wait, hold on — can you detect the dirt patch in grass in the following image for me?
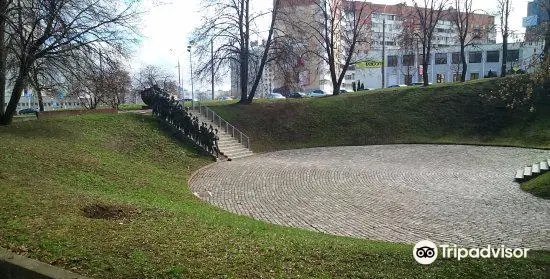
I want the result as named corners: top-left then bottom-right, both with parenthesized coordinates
top-left (81, 203), bottom-right (140, 221)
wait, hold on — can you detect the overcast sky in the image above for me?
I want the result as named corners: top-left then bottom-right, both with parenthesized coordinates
top-left (133, 0), bottom-right (531, 90)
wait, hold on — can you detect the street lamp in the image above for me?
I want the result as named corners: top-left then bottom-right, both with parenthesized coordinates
top-left (187, 42), bottom-right (195, 110)
top-left (169, 49), bottom-right (183, 101)
top-left (211, 38), bottom-right (215, 101)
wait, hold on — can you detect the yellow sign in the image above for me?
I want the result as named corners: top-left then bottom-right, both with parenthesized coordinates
top-left (356, 61), bottom-right (383, 69)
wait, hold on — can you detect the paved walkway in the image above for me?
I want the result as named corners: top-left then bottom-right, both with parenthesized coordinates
top-left (190, 145), bottom-right (550, 249)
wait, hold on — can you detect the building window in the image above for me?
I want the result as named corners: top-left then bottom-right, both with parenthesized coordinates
top-left (470, 72), bottom-right (479, 80)
top-left (506, 49), bottom-right (519, 62)
top-left (486, 51), bottom-right (499, 62)
top-left (402, 55), bottom-right (414, 66)
top-left (435, 53), bottom-right (447, 64)
top-left (387, 55), bottom-right (398, 67)
top-left (452, 52), bottom-right (461, 64)
top-left (469, 51), bottom-right (482, 63)
top-left (436, 73), bottom-right (445, 83)
top-left (417, 54), bottom-right (429, 65)
top-left (453, 73), bottom-right (462, 82)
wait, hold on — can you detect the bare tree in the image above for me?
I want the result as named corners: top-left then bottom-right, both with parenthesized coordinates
top-left (411, 0), bottom-right (449, 86)
top-left (281, 0), bottom-right (372, 95)
top-left (0, 0), bottom-right (140, 125)
top-left (133, 65), bottom-right (175, 91)
top-left (191, 0), bottom-right (281, 104)
top-left (497, 0), bottom-right (511, 77)
top-left (0, 0), bottom-right (11, 117)
top-left (450, 0), bottom-right (473, 82)
top-left (103, 62), bottom-right (131, 109)
top-left (28, 59), bottom-right (62, 111)
top-left (396, 22), bottom-right (419, 85)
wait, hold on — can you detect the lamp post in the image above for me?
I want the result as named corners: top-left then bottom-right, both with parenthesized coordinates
top-left (382, 17), bottom-right (386, 89)
top-left (187, 43), bottom-right (195, 110)
top-left (169, 48), bottom-right (183, 102)
top-left (211, 39), bottom-right (215, 101)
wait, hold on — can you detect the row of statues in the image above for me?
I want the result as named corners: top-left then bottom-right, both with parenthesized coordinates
top-left (142, 86), bottom-right (220, 157)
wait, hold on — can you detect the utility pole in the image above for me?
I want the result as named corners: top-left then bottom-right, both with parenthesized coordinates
top-left (211, 39), bottom-right (215, 100)
top-left (177, 59), bottom-right (181, 99)
top-left (381, 18), bottom-right (386, 89)
top-left (187, 44), bottom-right (195, 109)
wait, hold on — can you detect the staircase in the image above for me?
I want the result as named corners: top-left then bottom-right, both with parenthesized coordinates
top-left (192, 105), bottom-right (254, 160)
top-left (515, 159), bottom-right (550, 183)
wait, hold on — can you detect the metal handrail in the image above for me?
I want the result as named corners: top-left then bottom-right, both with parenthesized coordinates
top-left (196, 103), bottom-right (251, 150)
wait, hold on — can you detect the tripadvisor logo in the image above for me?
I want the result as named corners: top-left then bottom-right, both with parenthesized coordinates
top-left (413, 240), bottom-right (438, 265)
top-left (413, 240), bottom-right (530, 265)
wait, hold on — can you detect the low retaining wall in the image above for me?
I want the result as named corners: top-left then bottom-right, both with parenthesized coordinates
top-left (0, 248), bottom-right (89, 279)
top-left (39, 108), bottom-right (117, 119)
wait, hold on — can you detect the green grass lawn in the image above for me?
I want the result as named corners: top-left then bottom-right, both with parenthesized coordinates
top-left (522, 172), bottom-right (550, 199)
top-left (1, 114), bottom-right (549, 278)
top-left (118, 103), bottom-right (146, 111)
top-left (208, 79), bottom-right (550, 152)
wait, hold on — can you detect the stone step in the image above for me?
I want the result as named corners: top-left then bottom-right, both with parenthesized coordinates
top-left (532, 163), bottom-right (541, 175)
top-left (218, 137), bottom-right (240, 142)
top-left (541, 161), bottom-right (549, 171)
top-left (218, 141), bottom-right (246, 149)
top-left (515, 170), bottom-right (524, 182)
top-left (223, 148), bottom-right (253, 155)
top-left (524, 166), bottom-right (532, 177)
top-left (218, 142), bottom-right (243, 148)
top-left (224, 150), bottom-right (254, 158)
top-left (227, 152), bottom-right (254, 160)
top-left (191, 106), bottom-right (254, 160)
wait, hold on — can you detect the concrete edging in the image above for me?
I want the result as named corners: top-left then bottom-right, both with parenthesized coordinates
top-left (0, 248), bottom-right (89, 279)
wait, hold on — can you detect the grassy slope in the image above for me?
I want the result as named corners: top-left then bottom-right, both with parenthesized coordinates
top-left (209, 79), bottom-right (550, 152)
top-left (522, 172), bottom-right (550, 199)
top-left (0, 114), bottom-right (549, 278)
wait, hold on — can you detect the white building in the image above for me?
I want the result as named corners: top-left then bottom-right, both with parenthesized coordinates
top-left (353, 42), bottom-right (544, 88)
top-left (3, 90), bottom-right (83, 112)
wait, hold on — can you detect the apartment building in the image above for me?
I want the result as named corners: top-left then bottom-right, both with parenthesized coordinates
top-left (273, 0), bottom-right (496, 93)
top-left (523, 0), bottom-right (550, 42)
top-left (230, 40), bottom-right (275, 99)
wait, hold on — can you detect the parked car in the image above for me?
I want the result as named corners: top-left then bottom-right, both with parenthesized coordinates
top-left (409, 82), bottom-right (433, 86)
top-left (340, 89), bottom-right (357, 94)
top-left (309, 89), bottom-right (326, 97)
top-left (287, 92), bottom-right (307, 98)
top-left (18, 108), bottom-right (39, 115)
top-left (267, 93), bottom-right (286, 99)
top-left (387, 84), bottom-right (408, 88)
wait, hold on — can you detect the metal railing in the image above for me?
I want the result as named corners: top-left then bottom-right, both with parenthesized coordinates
top-left (195, 104), bottom-right (251, 150)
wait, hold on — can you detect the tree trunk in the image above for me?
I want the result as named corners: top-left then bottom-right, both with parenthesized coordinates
top-left (544, 25), bottom-right (550, 57)
top-left (37, 90), bottom-right (44, 111)
top-left (460, 44), bottom-right (467, 82)
top-left (423, 47), bottom-right (429, 86)
top-left (0, 0), bottom-right (7, 117)
top-left (237, 0), bottom-right (248, 103)
top-left (0, 72), bottom-right (29, 125)
top-left (247, 0), bottom-right (280, 103)
top-left (501, 37), bottom-right (508, 77)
